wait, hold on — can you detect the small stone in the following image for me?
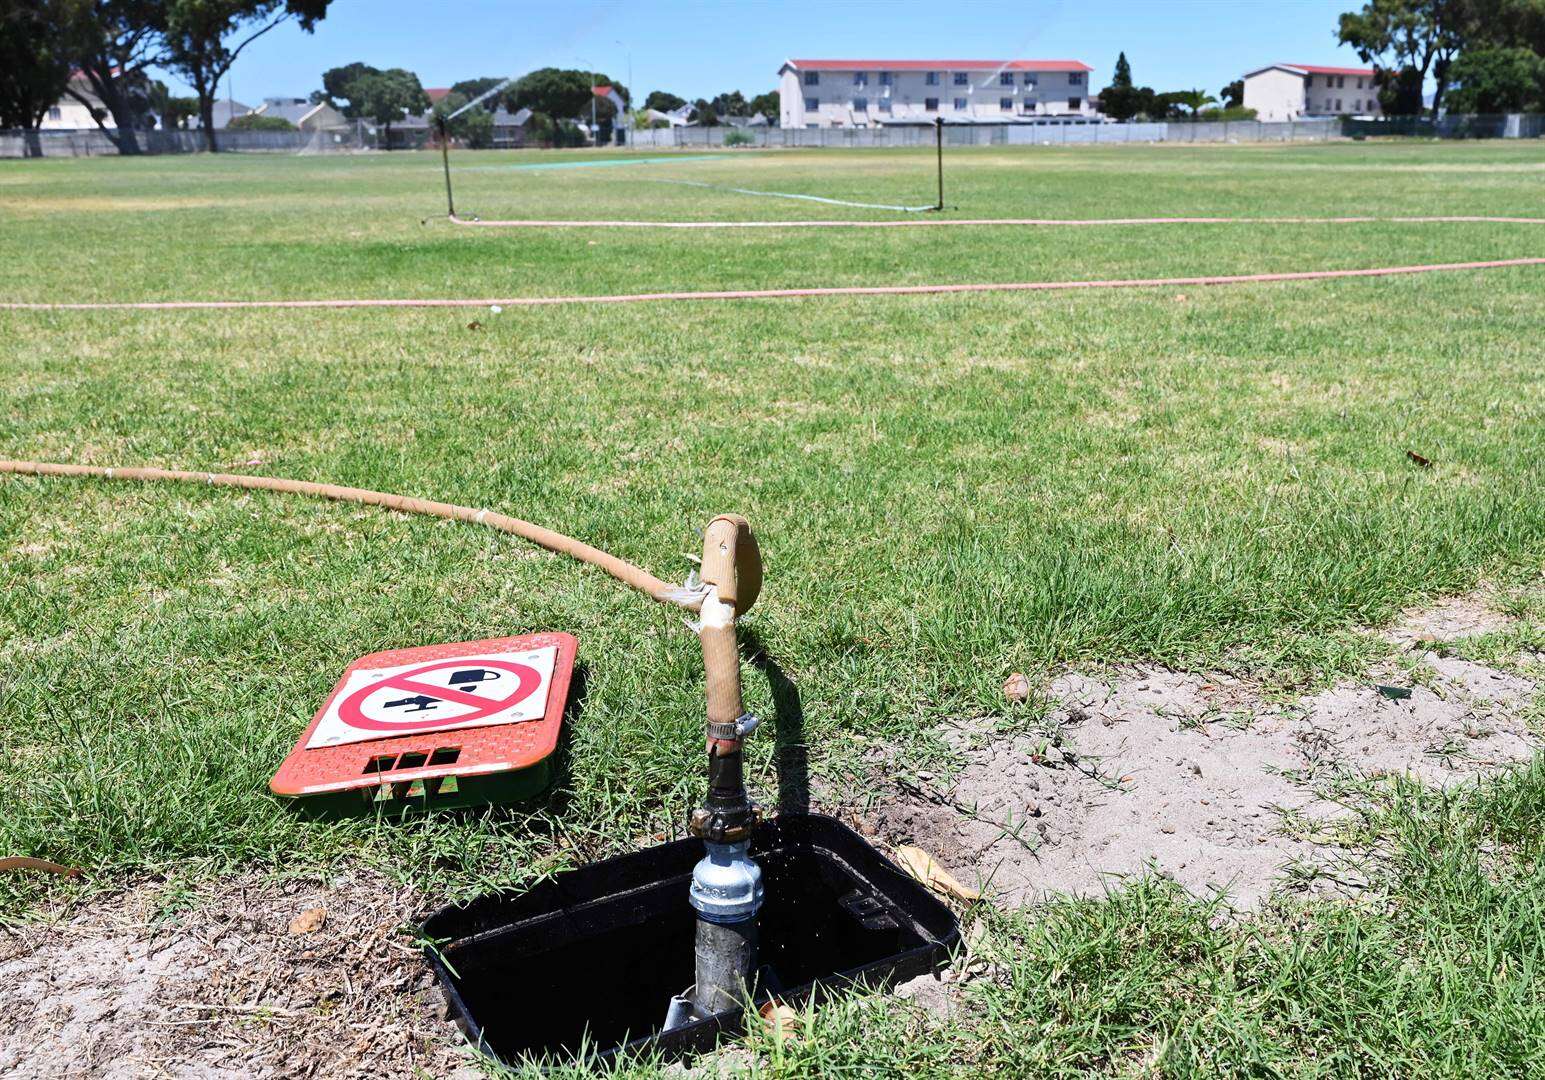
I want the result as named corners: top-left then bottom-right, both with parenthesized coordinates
top-left (1003, 673), bottom-right (1031, 703)
top-left (1188, 761), bottom-right (1202, 776)
top-left (1161, 825), bottom-right (1176, 834)
top-left (287, 907), bottom-right (326, 936)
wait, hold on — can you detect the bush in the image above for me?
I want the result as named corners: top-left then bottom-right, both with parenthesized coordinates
top-left (1196, 106), bottom-right (1258, 121)
top-left (723, 129), bottom-right (756, 146)
top-left (228, 114), bottom-right (297, 132)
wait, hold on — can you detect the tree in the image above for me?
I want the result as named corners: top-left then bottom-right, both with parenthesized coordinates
top-left (1445, 43), bottom-right (1545, 109)
top-left (160, 1), bottom-right (331, 151)
top-left (692, 98), bottom-right (718, 126)
top-left (1112, 51), bottom-right (1133, 88)
top-left (147, 78), bottom-right (198, 127)
top-left (450, 76), bottom-right (508, 111)
top-left (432, 90), bottom-right (493, 148)
top-left (351, 67), bottom-right (428, 147)
top-left (1099, 52), bottom-right (1147, 119)
top-left (1220, 78), bottom-right (1244, 107)
top-left (1338, 0), bottom-right (1469, 115)
top-left (226, 111), bottom-right (292, 129)
top-left (320, 61), bottom-right (376, 115)
top-left (748, 90), bottom-right (778, 122)
top-left (510, 67), bottom-right (624, 124)
top-left (709, 89), bottom-right (749, 117)
top-left (644, 89), bottom-right (686, 112)
top-left (0, 0), bottom-right (80, 156)
top-left (64, 0), bottom-right (167, 154)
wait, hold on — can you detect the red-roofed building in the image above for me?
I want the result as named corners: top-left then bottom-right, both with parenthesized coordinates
top-left (1242, 63), bottom-right (1383, 121)
top-left (426, 87), bottom-right (451, 104)
top-left (777, 59), bottom-right (1097, 128)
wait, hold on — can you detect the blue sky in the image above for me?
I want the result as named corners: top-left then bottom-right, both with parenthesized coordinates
top-left (151, 0), bottom-right (1374, 105)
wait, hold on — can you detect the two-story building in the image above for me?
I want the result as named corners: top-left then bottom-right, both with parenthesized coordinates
top-left (1241, 64), bottom-right (1384, 121)
top-left (778, 59), bottom-right (1097, 128)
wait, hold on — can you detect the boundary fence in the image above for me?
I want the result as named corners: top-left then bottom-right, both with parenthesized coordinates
top-left (4, 114), bottom-right (1540, 158)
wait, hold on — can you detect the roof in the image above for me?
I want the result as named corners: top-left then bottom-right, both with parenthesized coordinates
top-left (426, 87), bottom-right (450, 103)
top-left (257, 101), bottom-right (315, 123)
top-left (782, 58), bottom-right (1092, 73)
top-left (1245, 62), bottom-right (1375, 78)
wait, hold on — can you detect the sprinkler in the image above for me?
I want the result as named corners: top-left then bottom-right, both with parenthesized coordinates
top-left (683, 514), bottom-right (765, 1019)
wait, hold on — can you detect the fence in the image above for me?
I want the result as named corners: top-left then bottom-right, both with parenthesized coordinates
top-left (626, 115), bottom-right (1542, 148)
top-left (7, 113), bottom-right (1541, 158)
top-left (0, 123), bottom-right (369, 158)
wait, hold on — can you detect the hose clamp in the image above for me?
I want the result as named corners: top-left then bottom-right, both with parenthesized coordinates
top-left (707, 713), bottom-right (760, 741)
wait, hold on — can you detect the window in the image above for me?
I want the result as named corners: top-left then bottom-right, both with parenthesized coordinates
top-left (1335, 98), bottom-right (1342, 110)
top-left (924, 97), bottom-right (939, 111)
top-left (1337, 75), bottom-right (1345, 88)
top-left (879, 98), bottom-right (892, 112)
top-left (1068, 97), bottom-right (1081, 110)
top-left (879, 72), bottom-right (892, 86)
top-left (953, 72), bottom-right (969, 85)
top-left (999, 72), bottom-right (1014, 86)
top-left (48, 106), bottom-right (62, 120)
top-left (853, 72), bottom-right (868, 86)
top-left (953, 97), bottom-right (968, 110)
top-left (804, 71), bottom-right (819, 86)
top-left (1069, 72), bottom-right (1083, 85)
top-left (852, 96), bottom-right (868, 111)
top-left (926, 71), bottom-right (939, 85)
top-left (805, 97), bottom-right (819, 111)
top-left (1000, 96), bottom-right (1013, 110)
top-left (1023, 73), bottom-right (1037, 86)
top-left (1356, 77), bottom-right (1364, 89)
top-left (1022, 100), bottom-right (1037, 113)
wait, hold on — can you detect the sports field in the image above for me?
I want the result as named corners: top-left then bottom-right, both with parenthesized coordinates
top-left (2, 141), bottom-right (1544, 1075)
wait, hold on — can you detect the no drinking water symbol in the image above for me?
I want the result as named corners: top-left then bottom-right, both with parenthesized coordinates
top-left (337, 658), bottom-right (545, 734)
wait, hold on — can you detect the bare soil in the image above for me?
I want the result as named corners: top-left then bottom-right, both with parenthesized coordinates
top-left (865, 595), bottom-right (1540, 909)
top-left (0, 870), bottom-right (475, 1079)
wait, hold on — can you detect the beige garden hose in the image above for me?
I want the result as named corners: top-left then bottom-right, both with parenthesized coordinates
top-left (0, 458), bottom-right (760, 749)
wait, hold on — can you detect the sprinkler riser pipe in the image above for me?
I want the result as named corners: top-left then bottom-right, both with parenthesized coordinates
top-left (692, 916), bottom-right (758, 1016)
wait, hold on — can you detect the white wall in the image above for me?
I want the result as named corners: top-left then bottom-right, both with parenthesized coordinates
top-left (780, 67), bottom-right (1095, 128)
top-left (1245, 68), bottom-right (1383, 121)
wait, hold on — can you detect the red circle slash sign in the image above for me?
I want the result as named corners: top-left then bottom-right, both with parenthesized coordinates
top-left (337, 659), bottom-right (543, 733)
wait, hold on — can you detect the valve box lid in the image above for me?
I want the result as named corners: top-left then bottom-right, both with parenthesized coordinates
top-left (270, 632), bottom-right (576, 816)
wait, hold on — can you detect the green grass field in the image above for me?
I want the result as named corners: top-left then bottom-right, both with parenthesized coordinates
top-left (2, 141), bottom-right (1544, 1075)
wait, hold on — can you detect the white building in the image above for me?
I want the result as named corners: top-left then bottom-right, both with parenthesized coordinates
top-left (39, 74), bottom-right (111, 129)
top-left (778, 59), bottom-right (1097, 128)
top-left (1242, 64), bottom-right (1383, 121)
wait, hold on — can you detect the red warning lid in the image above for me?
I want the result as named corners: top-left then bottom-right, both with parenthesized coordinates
top-left (270, 633), bottom-right (576, 799)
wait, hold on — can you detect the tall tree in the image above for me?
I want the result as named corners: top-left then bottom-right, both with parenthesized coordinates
top-left (66, 0), bottom-right (167, 154)
top-left (1338, 0), bottom-right (1470, 115)
top-left (450, 76), bottom-right (508, 111)
top-left (1112, 51), bottom-right (1133, 88)
top-left (1444, 43), bottom-right (1545, 109)
top-left (1220, 78), bottom-right (1245, 107)
top-left (161, 1), bottom-right (331, 151)
top-left (320, 60), bottom-right (376, 115)
top-left (351, 67), bottom-right (428, 148)
top-left (510, 67), bottom-right (624, 124)
top-left (644, 89), bottom-right (686, 113)
top-left (0, 1), bottom-right (80, 156)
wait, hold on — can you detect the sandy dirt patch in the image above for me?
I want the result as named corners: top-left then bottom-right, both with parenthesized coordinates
top-left (0, 870), bottom-right (474, 1079)
top-left (866, 595), bottom-right (1540, 909)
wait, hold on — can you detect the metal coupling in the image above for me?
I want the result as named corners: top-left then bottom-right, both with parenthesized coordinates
top-left (688, 840), bottom-right (765, 924)
top-left (707, 712), bottom-right (761, 742)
